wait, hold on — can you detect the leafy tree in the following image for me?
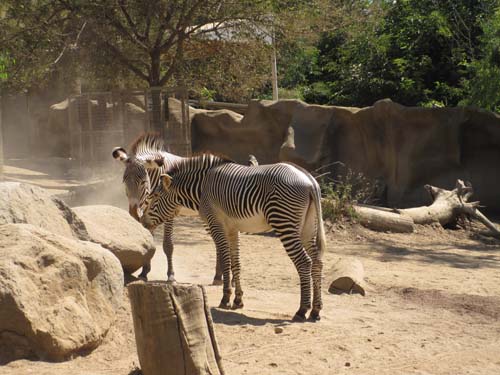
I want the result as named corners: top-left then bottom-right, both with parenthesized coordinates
top-left (462, 7), bottom-right (500, 111)
top-left (0, 1), bottom-right (275, 132)
top-left (303, 0), bottom-right (500, 108)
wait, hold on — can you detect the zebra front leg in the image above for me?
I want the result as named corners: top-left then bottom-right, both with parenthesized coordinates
top-left (137, 259), bottom-right (151, 281)
top-left (163, 219), bottom-right (176, 282)
top-left (228, 230), bottom-right (243, 309)
top-left (212, 248), bottom-right (223, 285)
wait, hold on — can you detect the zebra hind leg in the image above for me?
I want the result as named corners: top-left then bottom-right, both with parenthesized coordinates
top-left (306, 243), bottom-right (323, 322)
top-left (206, 219), bottom-right (233, 309)
top-left (228, 230), bottom-right (243, 309)
top-left (275, 229), bottom-right (313, 322)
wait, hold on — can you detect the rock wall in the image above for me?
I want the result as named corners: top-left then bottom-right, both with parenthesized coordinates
top-left (191, 99), bottom-right (500, 210)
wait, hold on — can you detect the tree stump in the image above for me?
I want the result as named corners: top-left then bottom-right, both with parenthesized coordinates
top-left (128, 282), bottom-right (225, 375)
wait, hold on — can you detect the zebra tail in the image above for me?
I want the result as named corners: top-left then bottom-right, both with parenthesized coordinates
top-left (312, 183), bottom-right (327, 257)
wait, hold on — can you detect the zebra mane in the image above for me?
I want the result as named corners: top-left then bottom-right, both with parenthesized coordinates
top-left (168, 153), bottom-right (233, 176)
top-left (130, 133), bottom-right (165, 157)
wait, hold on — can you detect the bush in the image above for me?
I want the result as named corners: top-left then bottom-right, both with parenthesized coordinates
top-left (319, 166), bottom-right (383, 222)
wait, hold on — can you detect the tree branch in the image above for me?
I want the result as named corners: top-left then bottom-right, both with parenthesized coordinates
top-left (118, 0), bottom-right (148, 45)
top-left (87, 25), bottom-right (150, 83)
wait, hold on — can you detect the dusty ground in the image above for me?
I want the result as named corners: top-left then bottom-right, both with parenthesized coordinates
top-left (4, 212), bottom-right (500, 375)
top-left (2, 159), bottom-right (500, 374)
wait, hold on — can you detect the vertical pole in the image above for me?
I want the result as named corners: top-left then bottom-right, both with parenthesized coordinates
top-left (271, 29), bottom-right (279, 101)
top-left (87, 95), bottom-right (94, 166)
top-left (0, 95), bottom-right (4, 178)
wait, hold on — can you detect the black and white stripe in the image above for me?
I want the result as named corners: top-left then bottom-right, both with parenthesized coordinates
top-left (142, 153), bottom-right (326, 322)
top-left (113, 134), bottom-right (183, 281)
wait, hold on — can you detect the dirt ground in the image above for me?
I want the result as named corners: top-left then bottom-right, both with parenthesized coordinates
top-left (3, 211), bottom-right (500, 375)
top-left (2, 158), bottom-right (500, 375)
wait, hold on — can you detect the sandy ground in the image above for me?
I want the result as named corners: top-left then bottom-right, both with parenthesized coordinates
top-left (2, 159), bottom-right (500, 374)
top-left (3, 212), bottom-right (500, 375)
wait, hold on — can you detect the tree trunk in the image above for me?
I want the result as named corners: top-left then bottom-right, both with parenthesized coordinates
top-left (148, 87), bottom-right (164, 138)
top-left (128, 282), bottom-right (225, 375)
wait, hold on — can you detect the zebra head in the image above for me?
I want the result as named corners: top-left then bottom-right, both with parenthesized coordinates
top-left (112, 147), bottom-right (153, 220)
top-left (112, 135), bottom-right (166, 221)
top-left (141, 174), bottom-right (179, 231)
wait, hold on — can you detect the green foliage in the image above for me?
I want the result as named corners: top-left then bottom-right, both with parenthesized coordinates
top-left (200, 87), bottom-right (216, 101)
top-left (319, 167), bottom-right (382, 222)
top-left (461, 8), bottom-right (500, 111)
top-left (300, 0), bottom-right (500, 108)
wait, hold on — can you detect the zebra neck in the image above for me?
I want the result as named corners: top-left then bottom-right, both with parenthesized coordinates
top-left (148, 155), bottom-right (186, 189)
top-left (174, 154), bottom-right (230, 211)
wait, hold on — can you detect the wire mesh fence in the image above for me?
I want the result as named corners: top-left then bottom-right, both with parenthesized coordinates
top-left (67, 87), bottom-right (191, 168)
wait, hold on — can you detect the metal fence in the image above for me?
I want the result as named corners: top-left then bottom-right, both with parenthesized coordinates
top-left (67, 88), bottom-right (191, 167)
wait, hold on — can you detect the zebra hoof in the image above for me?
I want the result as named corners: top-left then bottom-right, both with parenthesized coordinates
top-left (308, 311), bottom-right (321, 322)
top-left (231, 300), bottom-right (244, 310)
top-left (292, 312), bottom-right (307, 323)
top-left (167, 275), bottom-right (176, 283)
top-left (212, 278), bottom-right (223, 286)
top-left (137, 275), bottom-right (148, 282)
top-left (218, 301), bottom-right (232, 310)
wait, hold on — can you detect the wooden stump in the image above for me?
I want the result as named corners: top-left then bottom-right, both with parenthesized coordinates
top-left (128, 282), bottom-right (225, 375)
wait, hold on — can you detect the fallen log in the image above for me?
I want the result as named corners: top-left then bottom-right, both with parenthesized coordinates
top-left (353, 205), bottom-right (414, 233)
top-left (398, 180), bottom-right (500, 237)
top-left (335, 180), bottom-right (500, 236)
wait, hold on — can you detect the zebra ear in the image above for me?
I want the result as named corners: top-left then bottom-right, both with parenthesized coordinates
top-left (144, 156), bottom-right (165, 169)
top-left (161, 174), bottom-right (173, 190)
top-left (112, 147), bottom-right (128, 162)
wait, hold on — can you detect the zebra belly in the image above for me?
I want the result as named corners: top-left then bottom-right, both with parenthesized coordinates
top-left (230, 213), bottom-right (272, 234)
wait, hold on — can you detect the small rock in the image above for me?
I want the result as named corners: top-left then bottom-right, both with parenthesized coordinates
top-left (345, 362), bottom-right (351, 367)
top-left (274, 327), bottom-right (284, 334)
top-left (269, 363), bottom-right (278, 368)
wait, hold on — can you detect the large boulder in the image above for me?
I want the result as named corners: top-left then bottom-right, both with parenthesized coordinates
top-left (0, 182), bottom-right (88, 240)
top-left (0, 224), bottom-right (123, 363)
top-left (72, 205), bottom-right (156, 274)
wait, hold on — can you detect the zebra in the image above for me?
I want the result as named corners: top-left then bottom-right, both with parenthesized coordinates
top-left (141, 153), bottom-right (326, 322)
top-left (112, 134), bottom-right (187, 282)
top-left (112, 134), bottom-right (251, 283)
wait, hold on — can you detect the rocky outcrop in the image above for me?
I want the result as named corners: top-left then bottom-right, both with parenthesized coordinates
top-left (72, 205), bottom-right (156, 274)
top-left (191, 99), bottom-right (500, 210)
top-left (0, 224), bottom-right (123, 363)
top-left (0, 182), bottom-right (88, 239)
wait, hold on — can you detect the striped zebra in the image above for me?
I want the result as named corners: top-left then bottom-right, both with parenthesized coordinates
top-left (112, 134), bottom-right (191, 282)
top-left (141, 153), bottom-right (326, 322)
